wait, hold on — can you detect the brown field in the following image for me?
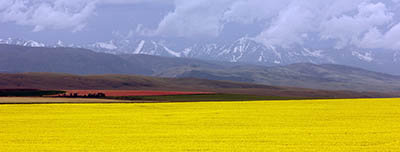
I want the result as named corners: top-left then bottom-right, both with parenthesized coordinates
top-left (60, 90), bottom-right (215, 97)
top-left (0, 97), bottom-right (136, 104)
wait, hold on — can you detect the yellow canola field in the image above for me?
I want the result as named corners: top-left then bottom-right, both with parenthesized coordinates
top-left (1, 98), bottom-right (400, 151)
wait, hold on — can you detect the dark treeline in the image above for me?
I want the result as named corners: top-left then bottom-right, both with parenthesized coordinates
top-left (0, 89), bottom-right (65, 97)
top-left (58, 92), bottom-right (106, 98)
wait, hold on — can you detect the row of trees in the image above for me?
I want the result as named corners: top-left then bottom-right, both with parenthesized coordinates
top-left (59, 93), bottom-right (106, 98)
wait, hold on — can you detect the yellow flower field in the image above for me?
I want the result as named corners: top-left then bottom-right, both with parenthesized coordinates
top-left (1, 98), bottom-right (400, 151)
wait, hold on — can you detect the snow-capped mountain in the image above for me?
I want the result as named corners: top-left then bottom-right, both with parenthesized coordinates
top-left (180, 38), bottom-right (335, 65)
top-left (0, 38), bottom-right (46, 47)
top-left (86, 37), bottom-right (333, 64)
top-left (1, 37), bottom-right (399, 75)
top-left (85, 39), bottom-right (182, 57)
top-left (83, 37), bottom-right (400, 75)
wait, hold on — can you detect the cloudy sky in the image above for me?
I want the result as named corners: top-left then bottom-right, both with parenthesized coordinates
top-left (1, 0), bottom-right (400, 50)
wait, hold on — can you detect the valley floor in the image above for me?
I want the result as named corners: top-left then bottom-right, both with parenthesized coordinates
top-left (1, 98), bottom-right (400, 151)
top-left (0, 97), bottom-right (140, 104)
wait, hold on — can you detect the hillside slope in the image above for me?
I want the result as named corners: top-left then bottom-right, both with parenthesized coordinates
top-left (162, 63), bottom-right (400, 92)
top-left (2, 44), bottom-right (400, 92)
top-left (0, 73), bottom-right (394, 98)
top-left (0, 44), bottom-right (152, 75)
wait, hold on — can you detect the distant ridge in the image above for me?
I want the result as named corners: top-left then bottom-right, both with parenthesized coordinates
top-left (0, 44), bottom-right (152, 75)
top-left (1, 44), bottom-right (400, 93)
top-left (2, 37), bottom-right (399, 75)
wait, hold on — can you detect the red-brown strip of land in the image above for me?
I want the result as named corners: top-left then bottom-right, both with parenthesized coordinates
top-left (59, 90), bottom-right (215, 97)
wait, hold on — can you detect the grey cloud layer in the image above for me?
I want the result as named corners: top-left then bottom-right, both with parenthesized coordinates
top-left (1, 0), bottom-right (400, 50)
top-left (0, 0), bottom-right (168, 32)
top-left (0, 0), bottom-right (97, 32)
top-left (152, 0), bottom-right (400, 50)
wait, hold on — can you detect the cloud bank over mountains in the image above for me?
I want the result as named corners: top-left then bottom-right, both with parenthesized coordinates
top-left (1, 0), bottom-right (400, 50)
top-left (0, 0), bottom-right (168, 32)
top-left (154, 0), bottom-right (400, 50)
top-left (0, 0), bottom-right (96, 32)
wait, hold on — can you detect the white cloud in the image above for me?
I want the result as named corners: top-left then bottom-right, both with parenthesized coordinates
top-left (222, 0), bottom-right (291, 24)
top-left (152, 0), bottom-right (235, 37)
top-left (98, 0), bottom-right (171, 4)
top-left (0, 0), bottom-right (13, 10)
top-left (152, 0), bottom-right (295, 38)
top-left (255, 4), bottom-right (315, 47)
top-left (359, 23), bottom-right (400, 50)
top-left (384, 23), bottom-right (400, 49)
top-left (320, 2), bottom-right (393, 49)
top-left (0, 0), bottom-right (96, 32)
top-left (254, 0), bottom-right (370, 47)
top-left (148, 0), bottom-right (367, 43)
top-left (1, 0), bottom-right (400, 50)
top-left (0, 0), bottom-right (165, 32)
top-left (147, 0), bottom-right (400, 50)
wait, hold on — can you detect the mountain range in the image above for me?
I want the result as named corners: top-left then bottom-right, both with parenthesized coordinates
top-left (1, 44), bottom-right (400, 93)
top-left (1, 37), bottom-right (399, 75)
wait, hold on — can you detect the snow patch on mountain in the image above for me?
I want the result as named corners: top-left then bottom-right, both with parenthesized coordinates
top-left (162, 45), bottom-right (181, 57)
top-left (0, 38), bottom-right (45, 47)
top-left (182, 48), bottom-right (192, 56)
top-left (258, 51), bottom-right (265, 62)
top-left (23, 40), bottom-right (45, 47)
top-left (302, 48), bottom-right (323, 57)
top-left (93, 41), bottom-right (117, 50)
top-left (352, 51), bottom-right (374, 62)
top-left (269, 45), bottom-right (282, 59)
top-left (134, 40), bottom-right (145, 54)
top-left (56, 40), bottom-right (64, 47)
top-left (0, 38), bottom-right (16, 45)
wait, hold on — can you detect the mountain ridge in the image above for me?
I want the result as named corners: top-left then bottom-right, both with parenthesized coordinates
top-left (1, 44), bottom-right (400, 93)
top-left (2, 37), bottom-right (399, 75)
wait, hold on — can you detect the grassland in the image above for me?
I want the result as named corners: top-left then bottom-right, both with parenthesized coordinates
top-left (1, 98), bottom-right (400, 151)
